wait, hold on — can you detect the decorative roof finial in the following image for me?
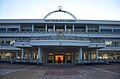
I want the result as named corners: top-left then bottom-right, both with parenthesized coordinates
top-left (58, 6), bottom-right (62, 11)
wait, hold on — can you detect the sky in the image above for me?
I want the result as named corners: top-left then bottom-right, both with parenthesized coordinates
top-left (0, 0), bottom-right (120, 20)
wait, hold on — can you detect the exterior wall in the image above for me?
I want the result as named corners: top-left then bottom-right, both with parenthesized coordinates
top-left (0, 19), bottom-right (120, 64)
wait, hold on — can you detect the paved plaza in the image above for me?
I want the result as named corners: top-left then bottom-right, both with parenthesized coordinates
top-left (0, 63), bottom-right (120, 79)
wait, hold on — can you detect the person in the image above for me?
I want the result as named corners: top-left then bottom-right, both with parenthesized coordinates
top-left (58, 57), bottom-right (61, 63)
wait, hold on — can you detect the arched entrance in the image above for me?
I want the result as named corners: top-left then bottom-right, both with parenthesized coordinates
top-left (55, 55), bottom-right (64, 64)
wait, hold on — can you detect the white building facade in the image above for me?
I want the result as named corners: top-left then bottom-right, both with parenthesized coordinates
top-left (0, 8), bottom-right (120, 64)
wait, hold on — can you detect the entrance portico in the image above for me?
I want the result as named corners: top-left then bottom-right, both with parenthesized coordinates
top-left (32, 46), bottom-right (85, 64)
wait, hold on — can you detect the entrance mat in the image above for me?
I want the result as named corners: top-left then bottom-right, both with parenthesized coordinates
top-left (44, 70), bottom-right (79, 75)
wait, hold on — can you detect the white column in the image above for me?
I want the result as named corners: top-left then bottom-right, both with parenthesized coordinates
top-left (32, 24), bottom-right (34, 32)
top-left (44, 52), bottom-right (46, 63)
top-left (107, 52), bottom-right (110, 60)
top-left (101, 52), bottom-right (104, 60)
top-left (89, 51), bottom-right (92, 60)
top-left (45, 24), bottom-right (47, 32)
top-left (70, 52), bottom-right (72, 63)
top-left (19, 25), bottom-right (21, 32)
top-left (98, 26), bottom-right (100, 33)
top-left (21, 48), bottom-right (24, 59)
top-left (34, 53), bottom-right (36, 59)
top-left (78, 47), bottom-right (82, 63)
top-left (53, 54), bottom-right (55, 63)
top-left (2, 51), bottom-right (4, 59)
top-left (84, 53), bottom-right (86, 60)
top-left (53, 24), bottom-right (55, 31)
top-left (38, 47), bottom-right (42, 63)
top-left (88, 51), bottom-right (90, 62)
top-left (65, 52), bottom-right (67, 64)
top-left (65, 24), bottom-right (67, 32)
top-left (74, 52), bottom-right (76, 63)
top-left (72, 24), bottom-right (74, 32)
top-left (96, 49), bottom-right (98, 60)
top-left (29, 52), bottom-right (32, 59)
top-left (46, 52), bottom-right (47, 63)
top-left (6, 28), bottom-right (8, 32)
top-left (86, 25), bottom-right (88, 32)
top-left (10, 52), bottom-right (12, 59)
top-left (16, 52), bottom-right (18, 59)
top-left (114, 52), bottom-right (116, 59)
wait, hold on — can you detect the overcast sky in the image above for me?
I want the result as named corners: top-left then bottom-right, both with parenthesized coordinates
top-left (0, 0), bottom-right (120, 20)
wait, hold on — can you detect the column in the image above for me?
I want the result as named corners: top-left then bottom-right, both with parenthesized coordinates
top-left (65, 24), bottom-right (67, 32)
top-left (88, 51), bottom-right (90, 62)
top-left (45, 24), bottom-right (47, 32)
top-left (2, 51), bottom-right (4, 59)
top-left (78, 47), bottom-right (82, 63)
top-left (44, 52), bottom-right (46, 63)
top-left (38, 47), bottom-right (42, 63)
top-left (46, 52), bottom-right (47, 63)
top-left (98, 26), bottom-right (100, 33)
top-left (34, 53), bottom-right (36, 59)
top-left (107, 52), bottom-right (110, 60)
top-left (53, 24), bottom-right (55, 31)
top-left (16, 51), bottom-right (18, 59)
top-left (84, 53), bottom-right (86, 60)
top-left (96, 49), bottom-right (98, 61)
top-left (29, 52), bottom-right (32, 59)
top-left (19, 26), bottom-right (21, 32)
top-left (65, 52), bottom-right (67, 64)
top-left (72, 24), bottom-right (74, 32)
top-left (32, 24), bottom-right (34, 32)
top-left (101, 52), bottom-right (104, 60)
top-left (86, 25), bottom-right (88, 32)
top-left (6, 28), bottom-right (8, 32)
top-left (90, 51), bottom-right (92, 60)
top-left (53, 54), bottom-right (55, 64)
top-left (74, 52), bottom-right (76, 63)
top-left (114, 52), bottom-right (116, 60)
top-left (70, 52), bottom-right (72, 63)
top-left (21, 48), bottom-right (24, 59)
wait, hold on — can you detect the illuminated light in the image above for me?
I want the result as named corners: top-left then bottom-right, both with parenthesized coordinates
top-left (10, 40), bottom-right (15, 45)
top-left (103, 54), bottom-right (108, 59)
top-left (17, 56), bottom-right (20, 59)
top-left (103, 56), bottom-right (108, 59)
top-left (5, 53), bottom-right (11, 56)
top-left (98, 57), bottom-right (102, 59)
top-left (105, 41), bottom-right (112, 46)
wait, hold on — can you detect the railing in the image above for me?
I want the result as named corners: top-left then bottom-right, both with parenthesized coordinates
top-left (1, 30), bottom-right (120, 34)
top-left (15, 36), bottom-right (89, 42)
top-left (0, 59), bottom-right (120, 64)
top-left (0, 44), bottom-right (14, 46)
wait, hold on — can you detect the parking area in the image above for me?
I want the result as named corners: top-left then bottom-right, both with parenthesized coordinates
top-left (0, 63), bottom-right (120, 79)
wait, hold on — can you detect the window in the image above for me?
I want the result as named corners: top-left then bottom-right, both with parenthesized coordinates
top-left (5, 41), bottom-right (10, 45)
top-left (113, 29), bottom-right (120, 33)
top-left (101, 29), bottom-right (112, 33)
top-left (0, 28), bottom-right (6, 32)
top-left (8, 28), bottom-right (19, 32)
top-left (0, 41), bottom-right (4, 45)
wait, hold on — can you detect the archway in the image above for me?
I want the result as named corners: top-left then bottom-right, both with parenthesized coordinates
top-left (44, 6), bottom-right (77, 21)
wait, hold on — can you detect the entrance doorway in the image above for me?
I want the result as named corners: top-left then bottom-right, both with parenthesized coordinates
top-left (55, 55), bottom-right (64, 64)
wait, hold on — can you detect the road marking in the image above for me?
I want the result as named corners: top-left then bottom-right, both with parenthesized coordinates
top-left (0, 66), bottom-right (35, 75)
top-left (86, 66), bottom-right (120, 76)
